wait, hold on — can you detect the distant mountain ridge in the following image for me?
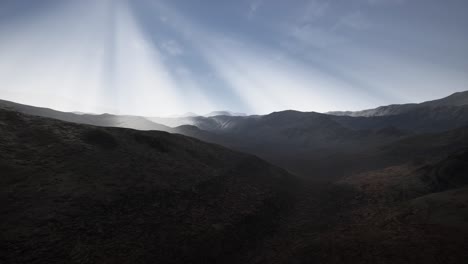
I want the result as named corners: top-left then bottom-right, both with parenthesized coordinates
top-left (328, 91), bottom-right (468, 117)
top-left (2, 91), bottom-right (468, 178)
top-left (204, 111), bottom-right (247, 117)
top-left (0, 99), bottom-right (171, 132)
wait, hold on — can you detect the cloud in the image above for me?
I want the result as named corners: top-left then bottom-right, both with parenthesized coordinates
top-left (300, 0), bottom-right (330, 23)
top-left (248, 0), bottom-right (263, 19)
top-left (334, 11), bottom-right (371, 31)
top-left (148, 2), bottom-right (344, 113)
top-left (366, 0), bottom-right (405, 5)
top-left (2, 0), bottom-right (465, 116)
top-left (288, 24), bottom-right (346, 49)
top-left (159, 15), bottom-right (168, 23)
top-left (285, 1), bottom-right (370, 51)
top-left (160, 39), bottom-right (184, 56)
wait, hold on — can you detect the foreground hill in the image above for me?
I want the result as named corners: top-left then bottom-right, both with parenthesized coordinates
top-left (0, 109), bottom-right (297, 264)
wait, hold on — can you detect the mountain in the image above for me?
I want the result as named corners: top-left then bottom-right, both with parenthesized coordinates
top-left (170, 92), bottom-right (468, 138)
top-left (204, 111), bottom-right (247, 117)
top-left (4, 91), bottom-right (468, 180)
top-left (328, 90), bottom-right (468, 117)
top-left (175, 112), bottom-right (199, 117)
top-left (2, 95), bottom-right (468, 263)
top-left (329, 104), bottom-right (468, 133)
top-left (421, 90), bottom-right (468, 107)
top-left (3, 91), bottom-right (468, 181)
top-left (0, 108), bottom-right (298, 263)
top-left (0, 99), bottom-right (171, 132)
top-left (147, 111), bottom-right (249, 128)
top-left (172, 100), bottom-right (468, 180)
top-left (171, 111), bottom-right (372, 179)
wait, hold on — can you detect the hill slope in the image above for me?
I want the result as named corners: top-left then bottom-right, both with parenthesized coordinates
top-left (0, 109), bottom-right (297, 264)
top-left (252, 147), bottom-right (468, 264)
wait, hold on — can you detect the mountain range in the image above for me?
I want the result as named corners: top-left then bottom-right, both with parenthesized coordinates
top-left (3, 91), bottom-right (468, 179)
top-left (328, 90), bottom-right (468, 117)
top-left (1, 91), bottom-right (468, 263)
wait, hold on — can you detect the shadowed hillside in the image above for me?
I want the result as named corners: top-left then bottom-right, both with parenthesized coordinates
top-left (250, 149), bottom-right (468, 264)
top-left (0, 109), bottom-right (298, 264)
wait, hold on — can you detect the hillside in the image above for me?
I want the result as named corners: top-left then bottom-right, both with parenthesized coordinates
top-left (318, 149), bottom-right (468, 263)
top-left (0, 108), bottom-right (297, 264)
top-left (251, 148), bottom-right (468, 264)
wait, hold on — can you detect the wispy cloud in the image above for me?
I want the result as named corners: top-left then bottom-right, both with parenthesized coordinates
top-left (160, 39), bottom-right (184, 56)
top-left (334, 11), bottom-right (371, 31)
top-left (366, 0), bottom-right (405, 5)
top-left (300, 0), bottom-right (330, 24)
top-left (146, 2), bottom-right (375, 113)
top-left (248, 0), bottom-right (263, 19)
top-left (288, 24), bottom-right (346, 49)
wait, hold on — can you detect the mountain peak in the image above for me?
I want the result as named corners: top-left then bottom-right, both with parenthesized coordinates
top-left (204, 111), bottom-right (247, 117)
top-left (422, 90), bottom-right (468, 107)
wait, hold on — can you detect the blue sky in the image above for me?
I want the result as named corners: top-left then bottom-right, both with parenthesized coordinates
top-left (0, 0), bottom-right (467, 115)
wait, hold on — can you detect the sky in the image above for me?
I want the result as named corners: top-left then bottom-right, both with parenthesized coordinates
top-left (0, 0), bottom-right (467, 116)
